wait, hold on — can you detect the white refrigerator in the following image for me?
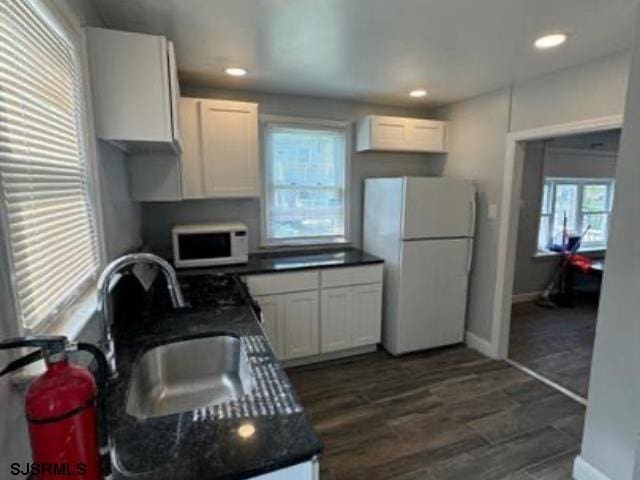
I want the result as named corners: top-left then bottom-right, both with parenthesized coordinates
top-left (363, 177), bottom-right (476, 355)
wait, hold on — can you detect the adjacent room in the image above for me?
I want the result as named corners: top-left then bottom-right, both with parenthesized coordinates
top-left (1, 1), bottom-right (639, 480)
top-left (509, 130), bottom-right (620, 401)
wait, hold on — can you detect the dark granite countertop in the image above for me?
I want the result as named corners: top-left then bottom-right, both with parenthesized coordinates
top-left (108, 281), bottom-right (322, 479)
top-left (178, 246), bottom-right (383, 276)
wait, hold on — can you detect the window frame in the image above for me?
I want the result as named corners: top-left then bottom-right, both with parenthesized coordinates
top-left (0, 0), bottom-right (106, 339)
top-left (260, 114), bottom-right (351, 248)
top-left (536, 176), bottom-right (615, 254)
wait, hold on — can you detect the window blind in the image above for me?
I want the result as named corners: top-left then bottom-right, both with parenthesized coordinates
top-left (0, 0), bottom-right (100, 330)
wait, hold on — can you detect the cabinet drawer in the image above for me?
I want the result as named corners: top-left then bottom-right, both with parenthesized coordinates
top-left (245, 271), bottom-right (319, 296)
top-left (320, 264), bottom-right (383, 288)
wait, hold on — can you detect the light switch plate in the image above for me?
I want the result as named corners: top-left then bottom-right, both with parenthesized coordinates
top-left (488, 204), bottom-right (498, 220)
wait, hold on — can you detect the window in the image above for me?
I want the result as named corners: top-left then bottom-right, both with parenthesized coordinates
top-left (263, 119), bottom-right (348, 245)
top-left (537, 177), bottom-right (615, 253)
top-left (0, 0), bottom-right (100, 331)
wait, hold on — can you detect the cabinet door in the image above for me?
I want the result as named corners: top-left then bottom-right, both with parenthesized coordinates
top-left (320, 287), bottom-right (352, 353)
top-left (167, 41), bottom-right (181, 146)
top-left (282, 291), bottom-right (319, 359)
top-left (351, 284), bottom-right (383, 347)
top-left (179, 97), bottom-right (204, 198)
top-left (200, 100), bottom-right (260, 198)
top-left (371, 116), bottom-right (409, 150)
top-left (86, 28), bottom-right (173, 143)
top-left (407, 119), bottom-right (446, 152)
top-left (253, 295), bottom-right (283, 358)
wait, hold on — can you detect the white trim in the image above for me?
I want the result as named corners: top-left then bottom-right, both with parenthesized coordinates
top-left (465, 331), bottom-right (498, 358)
top-left (505, 358), bottom-right (587, 406)
top-left (491, 114), bottom-right (623, 359)
top-left (546, 146), bottom-right (618, 158)
top-left (260, 113), bottom-right (351, 129)
top-left (511, 291), bottom-right (542, 304)
top-left (573, 455), bottom-right (612, 480)
top-left (259, 116), bottom-right (352, 248)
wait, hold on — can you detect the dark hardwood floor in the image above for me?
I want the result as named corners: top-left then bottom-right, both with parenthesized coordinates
top-left (509, 301), bottom-right (597, 398)
top-left (286, 347), bottom-right (584, 480)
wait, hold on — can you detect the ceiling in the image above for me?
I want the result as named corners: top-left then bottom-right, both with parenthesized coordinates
top-left (92, 0), bottom-right (638, 107)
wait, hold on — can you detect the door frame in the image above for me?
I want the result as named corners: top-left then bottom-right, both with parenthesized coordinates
top-left (490, 114), bottom-right (624, 359)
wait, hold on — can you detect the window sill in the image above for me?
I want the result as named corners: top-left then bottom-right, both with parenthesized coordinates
top-left (260, 238), bottom-right (351, 250)
top-left (9, 287), bottom-right (98, 385)
top-left (533, 247), bottom-right (606, 259)
top-left (39, 286), bottom-right (99, 340)
top-left (11, 274), bottom-right (123, 385)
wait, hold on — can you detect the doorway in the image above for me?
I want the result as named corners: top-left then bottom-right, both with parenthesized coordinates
top-left (507, 130), bottom-right (620, 402)
top-left (489, 115), bottom-right (623, 402)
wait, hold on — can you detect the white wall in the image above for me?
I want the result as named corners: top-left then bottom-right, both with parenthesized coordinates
top-left (511, 51), bottom-right (631, 132)
top-left (141, 87), bottom-right (444, 257)
top-left (436, 88), bottom-right (512, 341)
top-left (98, 141), bottom-right (142, 259)
top-left (437, 51), bottom-right (630, 344)
top-left (577, 8), bottom-right (640, 478)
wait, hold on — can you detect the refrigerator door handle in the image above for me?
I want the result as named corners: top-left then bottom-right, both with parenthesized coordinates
top-left (466, 239), bottom-right (474, 274)
top-left (469, 199), bottom-right (477, 237)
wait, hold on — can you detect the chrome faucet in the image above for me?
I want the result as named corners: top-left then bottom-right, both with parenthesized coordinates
top-left (97, 253), bottom-right (187, 376)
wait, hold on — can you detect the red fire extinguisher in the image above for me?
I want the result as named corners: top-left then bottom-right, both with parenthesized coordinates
top-left (0, 336), bottom-right (110, 479)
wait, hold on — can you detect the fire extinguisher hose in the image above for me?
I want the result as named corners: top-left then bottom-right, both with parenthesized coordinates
top-left (77, 342), bottom-right (112, 480)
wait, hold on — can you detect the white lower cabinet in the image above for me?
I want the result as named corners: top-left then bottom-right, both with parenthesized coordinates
top-left (282, 291), bottom-right (320, 359)
top-left (320, 288), bottom-right (352, 353)
top-left (249, 458), bottom-right (318, 480)
top-left (248, 265), bottom-right (383, 364)
top-left (254, 290), bottom-right (319, 360)
top-left (255, 295), bottom-right (284, 358)
top-left (320, 283), bottom-right (382, 353)
top-left (350, 283), bottom-right (383, 347)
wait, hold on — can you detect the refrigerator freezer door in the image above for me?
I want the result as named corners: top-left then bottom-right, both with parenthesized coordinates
top-left (390, 238), bottom-right (471, 354)
top-left (402, 177), bottom-right (476, 239)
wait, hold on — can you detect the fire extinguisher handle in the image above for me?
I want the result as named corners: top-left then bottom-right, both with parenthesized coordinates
top-left (0, 335), bottom-right (68, 354)
top-left (0, 349), bottom-right (44, 377)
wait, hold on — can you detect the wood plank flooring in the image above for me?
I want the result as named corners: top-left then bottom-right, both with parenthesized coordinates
top-left (286, 347), bottom-right (584, 480)
top-left (509, 301), bottom-right (597, 398)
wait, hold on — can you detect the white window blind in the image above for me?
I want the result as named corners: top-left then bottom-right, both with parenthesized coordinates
top-left (0, 0), bottom-right (100, 330)
top-left (264, 122), bottom-right (347, 245)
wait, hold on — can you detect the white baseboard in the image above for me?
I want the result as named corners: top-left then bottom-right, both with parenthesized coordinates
top-left (573, 455), bottom-right (612, 480)
top-left (465, 331), bottom-right (498, 358)
top-left (512, 291), bottom-right (542, 304)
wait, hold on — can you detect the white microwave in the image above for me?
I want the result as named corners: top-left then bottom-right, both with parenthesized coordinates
top-left (172, 222), bottom-right (249, 268)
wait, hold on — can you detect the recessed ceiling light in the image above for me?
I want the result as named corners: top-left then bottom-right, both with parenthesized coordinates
top-left (534, 33), bottom-right (568, 49)
top-left (225, 67), bottom-right (247, 77)
top-left (409, 89), bottom-right (427, 98)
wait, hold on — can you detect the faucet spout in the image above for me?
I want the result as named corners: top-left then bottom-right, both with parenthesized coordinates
top-left (96, 253), bottom-right (186, 376)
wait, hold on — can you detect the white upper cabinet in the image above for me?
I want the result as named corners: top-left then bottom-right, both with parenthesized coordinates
top-left (356, 115), bottom-right (448, 153)
top-left (179, 98), bottom-right (260, 199)
top-left (199, 99), bottom-right (260, 198)
top-left (130, 97), bottom-right (260, 201)
top-left (86, 28), bottom-right (180, 151)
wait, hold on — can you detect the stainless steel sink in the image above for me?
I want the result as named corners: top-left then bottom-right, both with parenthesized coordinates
top-left (126, 334), bottom-right (253, 419)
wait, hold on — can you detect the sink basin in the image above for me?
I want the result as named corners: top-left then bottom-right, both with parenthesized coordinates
top-left (126, 334), bottom-right (253, 419)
